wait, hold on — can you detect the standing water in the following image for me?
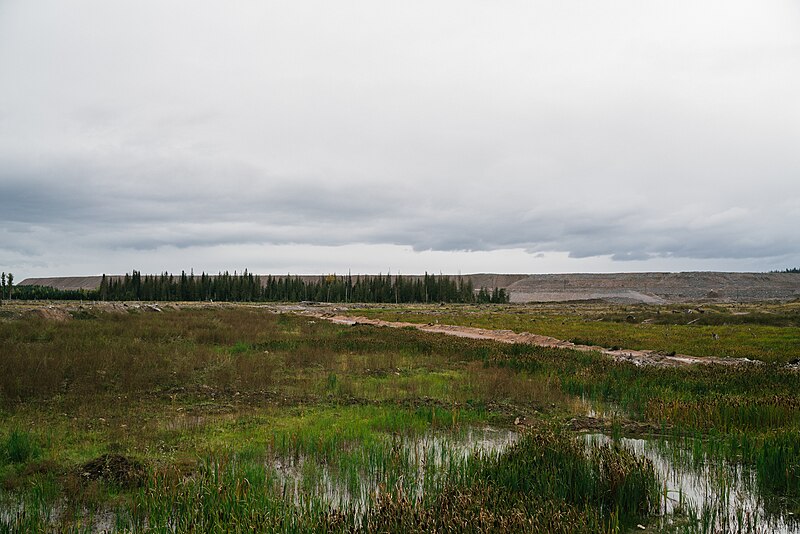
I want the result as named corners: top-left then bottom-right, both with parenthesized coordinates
top-left (269, 426), bottom-right (519, 514)
top-left (586, 434), bottom-right (800, 533)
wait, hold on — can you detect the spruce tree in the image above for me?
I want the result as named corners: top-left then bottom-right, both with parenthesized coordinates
top-left (99, 274), bottom-right (108, 300)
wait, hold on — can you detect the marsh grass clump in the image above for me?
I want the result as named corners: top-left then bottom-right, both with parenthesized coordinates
top-left (482, 429), bottom-right (659, 522)
top-left (128, 456), bottom-right (326, 533)
top-left (1, 429), bottom-right (41, 465)
top-left (365, 484), bottom-right (599, 534)
top-left (647, 395), bottom-right (800, 432)
top-left (754, 431), bottom-right (800, 497)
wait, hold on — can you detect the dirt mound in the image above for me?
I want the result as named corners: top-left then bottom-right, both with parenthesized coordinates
top-left (78, 454), bottom-right (147, 488)
top-left (24, 307), bottom-right (72, 322)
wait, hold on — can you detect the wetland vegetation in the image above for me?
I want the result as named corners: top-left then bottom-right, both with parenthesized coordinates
top-left (0, 301), bottom-right (799, 532)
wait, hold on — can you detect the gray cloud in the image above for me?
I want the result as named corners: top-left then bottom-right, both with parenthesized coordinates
top-left (1, 0), bottom-right (799, 276)
top-left (1, 148), bottom-right (799, 265)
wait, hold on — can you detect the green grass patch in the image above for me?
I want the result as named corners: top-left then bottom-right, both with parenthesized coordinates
top-left (352, 303), bottom-right (800, 363)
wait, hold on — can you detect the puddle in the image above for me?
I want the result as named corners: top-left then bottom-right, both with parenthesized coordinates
top-left (0, 499), bottom-right (25, 528)
top-left (0, 497), bottom-right (116, 533)
top-left (400, 425), bottom-right (519, 500)
top-left (578, 395), bottom-right (623, 419)
top-left (269, 426), bottom-right (519, 513)
top-left (586, 434), bottom-right (800, 533)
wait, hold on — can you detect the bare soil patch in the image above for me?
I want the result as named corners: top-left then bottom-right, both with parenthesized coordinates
top-left (566, 416), bottom-right (666, 436)
top-left (24, 307), bottom-right (73, 322)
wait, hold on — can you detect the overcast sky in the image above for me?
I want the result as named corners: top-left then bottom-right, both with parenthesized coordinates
top-left (1, 1), bottom-right (799, 279)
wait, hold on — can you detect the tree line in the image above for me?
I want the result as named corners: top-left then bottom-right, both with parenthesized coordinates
top-left (6, 270), bottom-right (510, 304)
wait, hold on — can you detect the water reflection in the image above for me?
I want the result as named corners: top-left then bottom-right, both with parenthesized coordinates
top-left (269, 426), bottom-right (519, 513)
top-left (586, 434), bottom-right (800, 533)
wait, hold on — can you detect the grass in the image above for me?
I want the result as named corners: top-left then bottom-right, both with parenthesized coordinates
top-left (0, 306), bottom-right (574, 531)
top-left (350, 301), bottom-right (800, 363)
top-left (0, 302), bottom-right (799, 531)
top-left (2, 429), bottom-right (660, 533)
top-left (1, 430), bottom-right (41, 465)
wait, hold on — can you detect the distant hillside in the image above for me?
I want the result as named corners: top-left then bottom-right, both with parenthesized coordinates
top-left (18, 272), bottom-right (800, 303)
top-left (17, 276), bottom-right (109, 291)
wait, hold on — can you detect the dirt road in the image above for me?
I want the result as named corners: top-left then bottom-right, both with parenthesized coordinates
top-left (303, 311), bottom-right (753, 368)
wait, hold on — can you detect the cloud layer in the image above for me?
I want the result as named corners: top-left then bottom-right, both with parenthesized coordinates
top-left (1, 1), bottom-right (799, 276)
